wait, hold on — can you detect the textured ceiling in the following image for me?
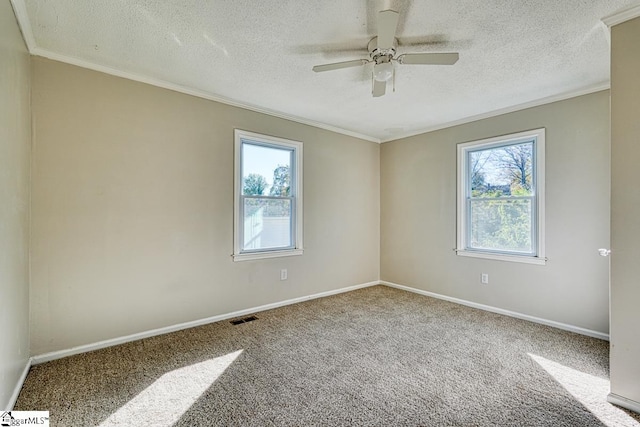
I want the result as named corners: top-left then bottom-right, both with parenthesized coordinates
top-left (13, 0), bottom-right (638, 142)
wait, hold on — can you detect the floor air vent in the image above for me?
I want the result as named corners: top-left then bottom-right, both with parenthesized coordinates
top-left (230, 315), bottom-right (258, 325)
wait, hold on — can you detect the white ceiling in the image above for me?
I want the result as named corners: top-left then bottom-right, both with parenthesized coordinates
top-left (12, 0), bottom-right (638, 142)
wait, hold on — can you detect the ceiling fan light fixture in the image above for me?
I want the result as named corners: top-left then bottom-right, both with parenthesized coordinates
top-left (373, 61), bottom-right (394, 82)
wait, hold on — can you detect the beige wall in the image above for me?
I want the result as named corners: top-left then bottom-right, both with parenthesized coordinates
top-left (30, 58), bottom-right (380, 355)
top-left (610, 17), bottom-right (640, 407)
top-left (381, 91), bottom-right (611, 334)
top-left (0, 2), bottom-right (31, 409)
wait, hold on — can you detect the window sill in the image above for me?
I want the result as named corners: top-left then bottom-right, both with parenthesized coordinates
top-left (456, 249), bottom-right (546, 265)
top-left (233, 248), bottom-right (303, 262)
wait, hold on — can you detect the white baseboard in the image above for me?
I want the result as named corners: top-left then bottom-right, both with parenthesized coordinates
top-left (31, 280), bottom-right (380, 365)
top-left (608, 393), bottom-right (640, 414)
top-left (7, 358), bottom-right (32, 409)
top-left (30, 278), bottom-right (609, 365)
top-left (380, 280), bottom-right (610, 341)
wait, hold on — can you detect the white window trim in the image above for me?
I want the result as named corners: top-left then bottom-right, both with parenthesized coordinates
top-left (456, 128), bottom-right (546, 265)
top-left (233, 129), bottom-right (303, 262)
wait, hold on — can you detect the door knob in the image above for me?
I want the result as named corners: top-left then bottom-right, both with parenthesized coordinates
top-left (598, 248), bottom-right (611, 257)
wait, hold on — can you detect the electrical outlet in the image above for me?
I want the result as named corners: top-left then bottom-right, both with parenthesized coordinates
top-left (481, 273), bottom-right (489, 284)
top-left (280, 269), bottom-right (288, 281)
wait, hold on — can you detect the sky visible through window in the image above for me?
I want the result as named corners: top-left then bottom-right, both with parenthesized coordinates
top-left (242, 143), bottom-right (291, 194)
top-left (471, 148), bottom-right (510, 186)
top-left (470, 141), bottom-right (533, 195)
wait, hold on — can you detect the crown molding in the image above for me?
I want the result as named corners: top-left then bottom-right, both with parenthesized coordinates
top-left (10, 0), bottom-right (620, 146)
top-left (30, 48), bottom-right (382, 143)
top-left (380, 82), bottom-right (610, 143)
top-left (9, 0), bottom-right (380, 144)
top-left (602, 3), bottom-right (640, 27)
top-left (10, 0), bottom-right (36, 51)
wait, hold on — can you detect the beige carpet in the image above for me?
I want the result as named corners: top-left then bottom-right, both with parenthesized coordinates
top-left (16, 285), bottom-right (640, 426)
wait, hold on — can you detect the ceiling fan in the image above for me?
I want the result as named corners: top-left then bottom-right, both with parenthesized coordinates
top-left (312, 9), bottom-right (459, 97)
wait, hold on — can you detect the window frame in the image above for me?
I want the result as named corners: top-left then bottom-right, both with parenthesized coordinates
top-left (233, 129), bottom-right (303, 262)
top-left (456, 128), bottom-right (546, 265)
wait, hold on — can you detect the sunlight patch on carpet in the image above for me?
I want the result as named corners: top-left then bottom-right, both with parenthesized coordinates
top-left (99, 350), bottom-right (243, 426)
top-left (529, 353), bottom-right (640, 427)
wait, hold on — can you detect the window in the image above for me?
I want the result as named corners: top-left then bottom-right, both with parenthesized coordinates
top-left (456, 128), bottom-right (545, 264)
top-left (233, 130), bottom-right (303, 261)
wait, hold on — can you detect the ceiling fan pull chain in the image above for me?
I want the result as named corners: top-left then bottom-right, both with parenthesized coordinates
top-left (393, 68), bottom-right (396, 92)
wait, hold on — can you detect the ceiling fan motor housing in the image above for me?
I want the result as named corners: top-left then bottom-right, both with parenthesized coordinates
top-left (368, 36), bottom-right (398, 64)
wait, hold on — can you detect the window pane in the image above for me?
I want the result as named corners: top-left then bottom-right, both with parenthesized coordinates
top-left (470, 141), bottom-right (533, 198)
top-left (243, 197), bottom-right (292, 251)
top-left (469, 198), bottom-right (533, 253)
top-left (242, 143), bottom-right (292, 196)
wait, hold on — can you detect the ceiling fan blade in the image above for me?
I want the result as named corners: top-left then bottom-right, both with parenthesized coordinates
top-left (398, 52), bottom-right (459, 65)
top-left (377, 10), bottom-right (399, 50)
top-left (312, 59), bottom-right (369, 72)
top-left (372, 79), bottom-right (386, 97)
